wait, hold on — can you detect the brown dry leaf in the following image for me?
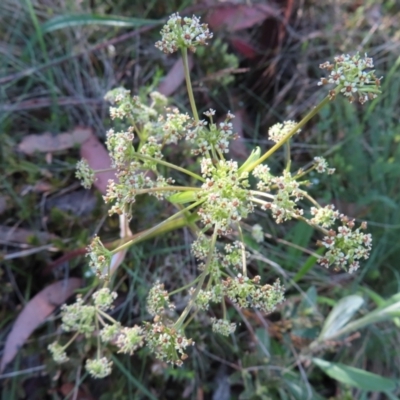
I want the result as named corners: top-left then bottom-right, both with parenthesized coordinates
top-left (80, 132), bottom-right (116, 194)
top-left (207, 3), bottom-right (278, 32)
top-left (60, 383), bottom-right (95, 400)
top-left (0, 278), bottom-right (82, 373)
top-left (157, 55), bottom-right (194, 97)
top-left (18, 127), bottom-right (92, 155)
top-left (0, 226), bottom-right (58, 244)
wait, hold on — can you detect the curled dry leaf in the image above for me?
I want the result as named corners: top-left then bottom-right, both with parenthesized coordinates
top-left (157, 55), bottom-right (194, 97)
top-left (0, 278), bottom-right (82, 373)
top-left (18, 127), bottom-right (92, 155)
top-left (80, 131), bottom-right (116, 194)
top-left (207, 3), bottom-right (278, 32)
top-left (0, 225), bottom-right (58, 244)
top-left (60, 382), bottom-right (95, 400)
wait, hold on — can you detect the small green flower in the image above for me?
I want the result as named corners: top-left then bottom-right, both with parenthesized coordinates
top-left (145, 322), bottom-right (194, 366)
top-left (61, 296), bottom-right (96, 337)
top-left (92, 288), bottom-right (117, 311)
top-left (48, 342), bottom-right (69, 364)
top-left (268, 121), bottom-right (300, 143)
top-left (116, 326), bottom-right (145, 355)
top-left (211, 318), bottom-right (236, 336)
top-left (85, 357), bottom-right (113, 379)
top-left (147, 282), bottom-right (175, 316)
top-left (86, 236), bottom-right (112, 279)
top-left (155, 13), bottom-right (213, 54)
top-left (100, 323), bottom-right (120, 343)
top-left (76, 159), bottom-right (95, 189)
top-left (318, 53), bottom-right (381, 104)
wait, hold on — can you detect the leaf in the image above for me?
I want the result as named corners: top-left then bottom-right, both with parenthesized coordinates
top-left (327, 297), bottom-right (400, 339)
top-left (17, 127), bottom-right (92, 155)
top-left (292, 247), bottom-right (325, 283)
top-left (80, 131), bottom-right (116, 195)
top-left (157, 56), bottom-right (193, 97)
top-left (42, 14), bottom-right (161, 33)
top-left (319, 295), bottom-right (364, 340)
top-left (168, 190), bottom-right (197, 204)
top-left (312, 358), bottom-right (397, 392)
top-left (238, 146), bottom-right (261, 173)
top-left (207, 4), bottom-right (278, 32)
top-left (0, 278), bottom-right (82, 373)
top-left (111, 355), bottom-right (158, 400)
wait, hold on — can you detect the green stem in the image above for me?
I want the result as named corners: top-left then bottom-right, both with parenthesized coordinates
top-left (111, 199), bottom-right (204, 255)
top-left (169, 275), bottom-right (202, 296)
top-left (182, 309), bottom-right (198, 330)
top-left (302, 192), bottom-right (321, 208)
top-left (131, 152), bottom-right (205, 182)
top-left (285, 139), bottom-right (291, 172)
top-left (237, 224), bottom-right (247, 276)
top-left (181, 48), bottom-right (199, 122)
top-left (222, 298), bottom-right (227, 320)
top-left (96, 308), bottom-right (119, 325)
top-left (94, 168), bottom-right (116, 173)
top-left (244, 94), bottom-right (337, 173)
top-left (95, 314), bottom-right (101, 359)
top-left (134, 186), bottom-right (201, 195)
top-left (60, 331), bottom-right (80, 351)
top-left (174, 226), bottom-right (218, 329)
top-left (293, 165), bottom-right (316, 180)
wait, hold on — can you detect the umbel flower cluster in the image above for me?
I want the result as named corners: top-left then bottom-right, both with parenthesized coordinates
top-left (66, 12), bottom-right (382, 378)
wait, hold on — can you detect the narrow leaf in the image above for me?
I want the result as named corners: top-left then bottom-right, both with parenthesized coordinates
top-left (42, 14), bottom-right (161, 33)
top-left (168, 190), bottom-right (197, 204)
top-left (319, 295), bottom-right (364, 340)
top-left (238, 146), bottom-right (261, 173)
top-left (313, 358), bottom-right (397, 392)
top-left (293, 247), bottom-right (325, 283)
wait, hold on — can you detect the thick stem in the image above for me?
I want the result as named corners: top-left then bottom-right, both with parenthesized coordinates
top-left (243, 94), bottom-right (336, 173)
top-left (181, 48), bottom-right (199, 122)
top-left (111, 199), bottom-right (204, 255)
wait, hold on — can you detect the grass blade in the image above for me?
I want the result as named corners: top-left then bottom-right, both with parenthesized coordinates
top-left (42, 14), bottom-right (162, 33)
top-left (111, 355), bottom-right (157, 400)
top-left (312, 358), bottom-right (397, 392)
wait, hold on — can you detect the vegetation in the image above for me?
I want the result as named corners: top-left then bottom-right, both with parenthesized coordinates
top-left (1, 1), bottom-right (400, 399)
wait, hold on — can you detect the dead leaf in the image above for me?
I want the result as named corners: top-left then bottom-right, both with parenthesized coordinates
top-left (0, 225), bottom-right (58, 244)
top-left (18, 127), bottom-right (92, 155)
top-left (80, 132), bottom-right (116, 194)
top-left (46, 190), bottom-right (97, 217)
top-left (229, 37), bottom-right (258, 59)
top-left (60, 383), bottom-right (95, 400)
top-left (207, 3), bottom-right (278, 32)
top-left (157, 55), bottom-right (194, 97)
top-left (0, 278), bottom-right (82, 373)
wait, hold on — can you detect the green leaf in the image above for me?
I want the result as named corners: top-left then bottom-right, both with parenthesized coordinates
top-left (319, 295), bottom-right (364, 340)
top-left (238, 146), bottom-right (261, 173)
top-left (111, 355), bottom-right (158, 400)
top-left (42, 14), bottom-right (161, 33)
top-left (312, 358), bottom-right (397, 392)
top-left (168, 191), bottom-right (197, 204)
top-left (293, 247), bottom-right (325, 283)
